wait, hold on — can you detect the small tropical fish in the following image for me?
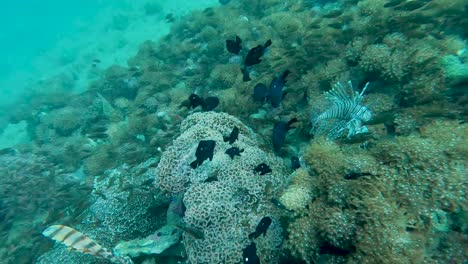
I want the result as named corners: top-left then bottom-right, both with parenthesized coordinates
top-left (176, 223), bottom-right (205, 239)
top-left (190, 140), bottom-right (216, 169)
top-left (243, 242), bottom-right (260, 264)
top-left (181, 94), bottom-right (204, 109)
top-left (344, 171), bottom-right (373, 180)
top-left (224, 126), bottom-right (239, 144)
top-left (252, 83), bottom-right (268, 103)
top-left (270, 198), bottom-right (293, 212)
top-left (253, 163), bottom-right (272, 175)
top-left (165, 13), bottom-right (174, 23)
top-left (383, 0), bottom-right (404, 8)
top-left (290, 156), bottom-right (301, 170)
top-left (225, 147), bottom-right (244, 159)
top-left (248, 216), bottom-right (272, 239)
top-left (272, 118), bottom-right (298, 152)
top-left (226, 35), bottom-right (242, 55)
top-left (181, 94), bottom-right (219, 111)
top-left (244, 39), bottom-right (272, 67)
top-left (201, 96), bottom-right (219, 111)
top-left (42, 225), bottom-right (133, 264)
top-left (268, 70), bottom-right (290, 108)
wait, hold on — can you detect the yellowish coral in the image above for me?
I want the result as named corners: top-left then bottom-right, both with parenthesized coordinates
top-left (279, 168), bottom-right (313, 211)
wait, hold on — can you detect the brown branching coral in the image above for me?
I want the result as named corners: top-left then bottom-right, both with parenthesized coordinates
top-left (285, 119), bottom-right (466, 263)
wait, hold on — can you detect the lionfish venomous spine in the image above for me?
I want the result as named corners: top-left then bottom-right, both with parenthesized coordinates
top-left (42, 225), bottom-right (133, 264)
top-left (312, 80), bottom-right (372, 139)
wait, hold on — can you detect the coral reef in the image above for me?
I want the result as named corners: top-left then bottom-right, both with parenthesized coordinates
top-left (284, 120), bottom-right (466, 263)
top-left (155, 112), bottom-right (287, 263)
top-left (37, 159), bottom-right (167, 263)
top-left (1, 0), bottom-right (466, 263)
top-left (0, 152), bottom-right (92, 263)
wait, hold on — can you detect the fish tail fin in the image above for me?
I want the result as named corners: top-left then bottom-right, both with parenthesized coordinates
top-left (241, 68), bottom-right (251, 82)
top-left (264, 39), bottom-right (272, 48)
top-left (287, 118), bottom-right (298, 128)
top-left (190, 160), bottom-right (198, 169)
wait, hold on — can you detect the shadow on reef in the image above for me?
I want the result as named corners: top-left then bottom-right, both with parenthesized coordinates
top-left (0, 0), bottom-right (466, 263)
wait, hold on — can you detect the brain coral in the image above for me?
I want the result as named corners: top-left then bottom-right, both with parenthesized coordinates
top-left (156, 112), bottom-right (286, 197)
top-left (155, 112), bottom-right (288, 264)
top-left (183, 181), bottom-right (283, 264)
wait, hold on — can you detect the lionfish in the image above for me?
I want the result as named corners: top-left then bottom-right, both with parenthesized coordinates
top-left (312, 81), bottom-right (372, 139)
top-left (42, 225), bottom-right (133, 264)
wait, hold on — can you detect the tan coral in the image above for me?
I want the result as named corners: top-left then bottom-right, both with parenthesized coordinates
top-left (279, 168), bottom-right (313, 211)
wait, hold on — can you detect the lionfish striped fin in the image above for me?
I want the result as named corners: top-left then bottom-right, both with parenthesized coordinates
top-left (326, 81), bottom-right (369, 105)
top-left (42, 225), bottom-right (133, 264)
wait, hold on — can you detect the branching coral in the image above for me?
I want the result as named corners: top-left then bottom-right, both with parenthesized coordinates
top-left (285, 120), bottom-right (466, 263)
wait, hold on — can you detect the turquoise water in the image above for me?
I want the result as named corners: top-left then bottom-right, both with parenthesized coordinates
top-left (0, 0), bottom-right (466, 263)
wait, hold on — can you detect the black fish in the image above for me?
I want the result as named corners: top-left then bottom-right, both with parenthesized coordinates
top-left (341, 132), bottom-right (374, 144)
top-left (253, 163), bottom-right (272, 175)
top-left (225, 147), bottom-right (244, 159)
top-left (268, 70), bottom-right (290, 108)
top-left (291, 156), bottom-right (301, 170)
top-left (244, 39), bottom-right (272, 67)
top-left (190, 140), bottom-right (216, 169)
top-left (243, 242), bottom-right (260, 264)
top-left (249, 216), bottom-right (272, 239)
top-left (181, 94), bottom-right (204, 109)
top-left (272, 118), bottom-right (298, 152)
top-left (241, 67), bottom-right (251, 82)
top-left (226, 35), bottom-right (242, 55)
top-left (253, 83), bottom-right (268, 103)
top-left (201, 96), bottom-right (219, 111)
top-left (344, 172), bottom-right (373, 180)
top-left (224, 126), bottom-right (239, 144)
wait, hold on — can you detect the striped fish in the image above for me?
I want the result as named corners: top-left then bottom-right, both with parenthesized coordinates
top-left (312, 81), bottom-right (372, 139)
top-left (42, 225), bottom-right (133, 264)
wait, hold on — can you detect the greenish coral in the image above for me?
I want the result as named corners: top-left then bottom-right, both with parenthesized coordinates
top-left (441, 54), bottom-right (468, 85)
top-left (279, 168), bottom-right (314, 211)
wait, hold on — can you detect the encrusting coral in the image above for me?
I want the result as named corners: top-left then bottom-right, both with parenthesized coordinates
top-left (155, 112), bottom-right (288, 263)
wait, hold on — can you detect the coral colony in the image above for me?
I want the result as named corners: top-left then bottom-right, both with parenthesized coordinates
top-left (0, 0), bottom-right (466, 263)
